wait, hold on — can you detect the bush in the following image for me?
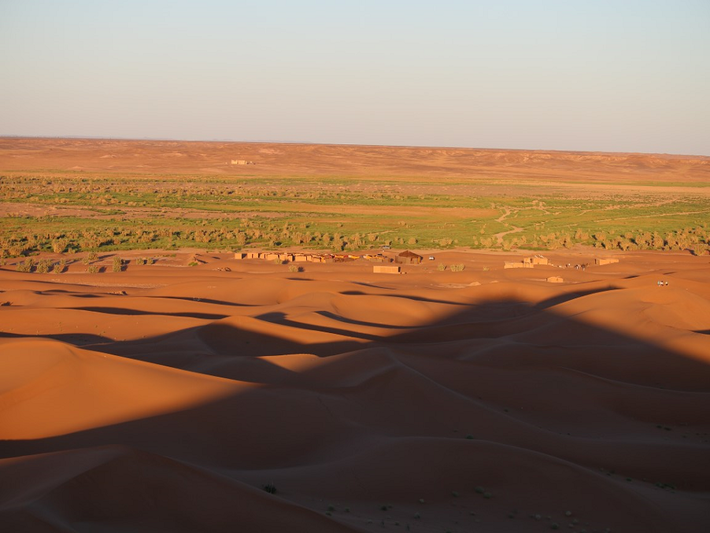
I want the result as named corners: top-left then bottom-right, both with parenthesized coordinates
top-left (16, 258), bottom-right (34, 273)
top-left (112, 256), bottom-right (123, 272)
top-left (35, 259), bottom-right (51, 274)
top-left (53, 260), bottom-right (66, 274)
top-left (51, 239), bottom-right (67, 254)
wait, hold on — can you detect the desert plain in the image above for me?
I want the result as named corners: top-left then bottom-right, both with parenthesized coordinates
top-left (1, 138), bottom-right (710, 532)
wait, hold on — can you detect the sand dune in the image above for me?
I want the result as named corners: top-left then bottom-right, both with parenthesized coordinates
top-left (1, 249), bottom-right (709, 532)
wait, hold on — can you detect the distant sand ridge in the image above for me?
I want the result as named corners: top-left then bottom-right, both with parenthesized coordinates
top-left (1, 137), bottom-right (709, 187)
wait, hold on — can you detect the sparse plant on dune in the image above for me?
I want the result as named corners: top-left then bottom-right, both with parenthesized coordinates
top-left (16, 258), bottom-right (34, 273)
top-left (53, 259), bottom-right (66, 274)
top-left (35, 259), bottom-right (51, 274)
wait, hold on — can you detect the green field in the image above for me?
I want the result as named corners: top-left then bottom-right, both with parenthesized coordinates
top-left (1, 171), bottom-right (709, 258)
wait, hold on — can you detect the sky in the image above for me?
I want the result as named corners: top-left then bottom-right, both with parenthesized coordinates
top-left (1, 0), bottom-right (709, 155)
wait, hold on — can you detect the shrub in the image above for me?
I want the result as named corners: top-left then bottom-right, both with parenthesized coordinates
top-left (53, 260), bottom-right (66, 274)
top-left (36, 259), bottom-right (51, 274)
top-left (51, 239), bottom-right (67, 253)
top-left (437, 263), bottom-right (447, 271)
top-left (112, 256), bottom-right (123, 272)
top-left (16, 258), bottom-right (34, 273)
top-left (87, 265), bottom-right (99, 274)
top-left (450, 264), bottom-right (465, 272)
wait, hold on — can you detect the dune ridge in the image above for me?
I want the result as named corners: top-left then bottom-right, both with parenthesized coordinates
top-left (1, 249), bottom-right (709, 532)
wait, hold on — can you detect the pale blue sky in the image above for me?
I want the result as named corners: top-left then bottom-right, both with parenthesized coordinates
top-left (1, 0), bottom-right (708, 155)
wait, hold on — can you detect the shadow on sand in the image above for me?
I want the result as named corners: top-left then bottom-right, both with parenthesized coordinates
top-left (1, 287), bottom-right (709, 533)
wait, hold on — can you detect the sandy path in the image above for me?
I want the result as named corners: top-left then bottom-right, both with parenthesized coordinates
top-left (493, 207), bottom-right (524, 245)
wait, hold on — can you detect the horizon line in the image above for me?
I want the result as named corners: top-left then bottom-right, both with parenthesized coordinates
top-left (1, 134), bottom-right (708, 159)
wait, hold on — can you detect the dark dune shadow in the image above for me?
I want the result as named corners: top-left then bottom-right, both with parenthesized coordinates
top-left (253, 311), bottom-right (383, 342)
top-left (532, 286), bottom-right (620, 310)
top-left (148, 295), bottom-right (256, 307)
top-left (0, 331), bottom-right (112, 345)
top-left (67, 306), bottom-right (228, 320)
top-left (45, 290), bottom-right (104, 298)
top-left (339, 289), bottom-right (469, 305)
top-left (315, 310), bottom-right (414, 330)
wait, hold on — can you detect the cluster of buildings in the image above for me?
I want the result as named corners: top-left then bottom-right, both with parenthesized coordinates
top-left (504, 255), bottom-right (619, 269)
top-left (235, 251), bottom-right (386, 264)
top-left (503, 255), bottom-right (549, 269)
top-left (234, 249), bottom-right (427, 265)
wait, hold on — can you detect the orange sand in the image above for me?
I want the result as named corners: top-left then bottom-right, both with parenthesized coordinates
top-left (1, 248), bottom-right (709, 532)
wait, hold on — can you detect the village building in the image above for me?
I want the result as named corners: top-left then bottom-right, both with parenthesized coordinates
top-left (396, 250), bottom-right (423, 264)
top-left (595, 258), bottom-right (619, 266)
top-left (505, 255), bottom-right (548, 269)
